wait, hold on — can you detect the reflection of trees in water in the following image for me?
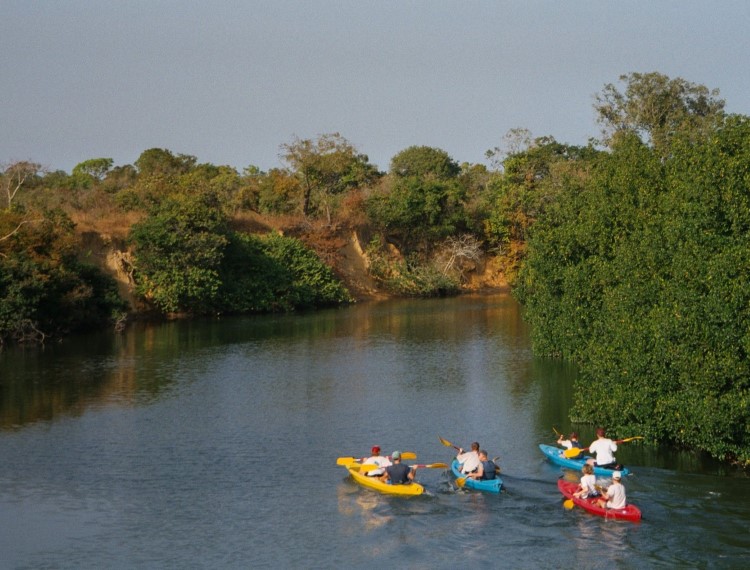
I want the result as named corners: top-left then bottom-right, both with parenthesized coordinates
top-left (0, 323), bottom-right (209, 429)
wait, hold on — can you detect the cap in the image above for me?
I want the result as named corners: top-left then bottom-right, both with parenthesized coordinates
top-left (371, 446), bottom-right (380, 454)
top-left (612, 471), bottom-right (622, 479)
top-left (391, 451), bottom-right (401, 460)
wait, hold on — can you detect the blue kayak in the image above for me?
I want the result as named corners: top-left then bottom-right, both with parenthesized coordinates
top-left (451, 460), bottom-right (503, 493)
top-left (538, 444), bottom-right (631, 477)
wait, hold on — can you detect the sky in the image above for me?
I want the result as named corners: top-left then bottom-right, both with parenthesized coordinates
top-left (3, 1), bottom-right (750, 174)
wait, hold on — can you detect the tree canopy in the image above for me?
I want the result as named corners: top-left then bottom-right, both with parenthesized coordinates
top-left (594, 71), bottom-right (726, 154)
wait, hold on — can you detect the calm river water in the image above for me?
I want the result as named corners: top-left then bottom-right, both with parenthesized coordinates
top-left (0, 294), bottom-right (748, 569)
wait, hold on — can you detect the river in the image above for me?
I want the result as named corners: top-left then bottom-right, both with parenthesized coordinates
top-left (0, 294), bottom-right (747, 569)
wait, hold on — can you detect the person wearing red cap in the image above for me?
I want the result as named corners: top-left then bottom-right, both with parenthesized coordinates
top-left (362, 445), bottom-right (391, 477)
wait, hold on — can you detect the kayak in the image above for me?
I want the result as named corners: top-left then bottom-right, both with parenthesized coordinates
top-left (451, 460), bottom-right (503, 493)
top-left (557, 479), bottom-right (641, 522)
top-left (346, 465), bottom-right (424, 496)
top-left (539, 444), bottom-right (631, 477)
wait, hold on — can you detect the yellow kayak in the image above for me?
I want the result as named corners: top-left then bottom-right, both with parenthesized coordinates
top-left (347, 466), bottom-right (424, 496)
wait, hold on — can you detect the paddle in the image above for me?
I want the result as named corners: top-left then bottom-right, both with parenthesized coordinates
top-left (563, 436), bottom-right (644, 458)
top-left (553, 427), bottom-right (563, 437)
top-left (358, 462), bottom-right (448, 473)
top-left (438, 436), bottom-right (461, 452)
top-left (336, 452), bottom-right (416, 466)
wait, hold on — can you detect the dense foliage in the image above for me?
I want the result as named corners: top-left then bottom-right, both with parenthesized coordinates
top-left (129, 191), bottom-right (352, 315)
top-left (0, 209), bottom-right (127, 345)
top-left (516, 118), bottom-right (750, 464)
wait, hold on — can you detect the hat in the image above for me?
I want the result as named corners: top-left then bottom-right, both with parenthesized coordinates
top-left (391, 451), bottom-right (401, 460)
top-left (612, 471), bottom-right (622, 479)
top-left (371, 446), bottom-right (380, 454)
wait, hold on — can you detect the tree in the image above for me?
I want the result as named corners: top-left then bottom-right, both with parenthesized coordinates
top-left (280, 133), bottom-right (380, 222)
top-left (1, 208), bottom-right (126, 345)
top-left (72, 158), bottom-right (114, 182)
top-left (2, 161), bottom-right (42, 210)
top-left (516, 115), bottom-right (750, 463)
top-left (366, 174), bottom-right (468, 252)
top-left (485, 127), bottom-right (533, 171)
top-left (484, 137), bottom-right (598, 250)
top-left (134, 148), bottom-right (197, 177)
top-left (594, 72), bottom-right (725, 154)
top-left (128, 191), bottom-right (229, 314)
top-left (390, 146), bottom-right (460, 180)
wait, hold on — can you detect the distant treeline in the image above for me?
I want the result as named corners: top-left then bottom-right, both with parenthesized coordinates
top-left (2, 72), bottom-right (748, 465)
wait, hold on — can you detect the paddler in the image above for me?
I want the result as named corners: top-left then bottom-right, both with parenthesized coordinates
top-left (456, 441), bottom-right (481, 475)
top-left (380, 451), bottom-right (415, 484)
top-left (597, 471), bottom-right (627, 509)
top-left (361, 445), bottom-right (391, 477)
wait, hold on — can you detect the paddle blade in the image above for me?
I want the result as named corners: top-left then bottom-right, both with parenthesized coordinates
top-left (438, 436), bottom-right (454, 448)
top-left (621, 436), bottom-right (644, 443)
top-left (336, 457), bottom-right (357, 466)
top-left (456, 477), bottom-right (466, 488)
top-left (563, 499), bottom-right (575, 510)
top-left (358, 463), bottom-right (382, 473)
top-left (400, 452), bottom-right (417, 460)
top-left (563, 447), bottom-right (585, 458)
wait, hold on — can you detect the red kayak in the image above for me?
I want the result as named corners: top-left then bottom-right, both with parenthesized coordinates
top-left (557, 479), bottom-right (642, 522)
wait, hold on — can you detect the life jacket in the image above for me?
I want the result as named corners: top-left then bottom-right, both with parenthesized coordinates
top-left (481, 460), bottom-right (496, 480)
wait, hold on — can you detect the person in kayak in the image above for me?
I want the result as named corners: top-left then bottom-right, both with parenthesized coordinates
top-left (467, 450), bottom-right (499, 481)
top-left (586, 428), bottom-right (621, 470)
top-left (380, 451), bottom-right (415, 485)
top-left (573, 464), bottom-right (599, 499)
top-left (557, 431), bottom-right (581, 450)
top-left (597, 471), bottom-right (626, 509)
top-left (362, 445), bottom-right (391, 477)
top-left (456, 441), bottom-right (481, 474)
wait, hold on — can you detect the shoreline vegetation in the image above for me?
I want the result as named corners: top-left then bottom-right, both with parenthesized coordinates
top-left (2, 72), bottom-right (749, 467)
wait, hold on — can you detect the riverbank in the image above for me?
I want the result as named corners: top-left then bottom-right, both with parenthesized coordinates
top-left (77, 220), bottom-right (514, 314)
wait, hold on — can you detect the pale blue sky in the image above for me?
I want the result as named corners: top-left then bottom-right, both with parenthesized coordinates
top-left (2, 1), bottom-right (749, 174)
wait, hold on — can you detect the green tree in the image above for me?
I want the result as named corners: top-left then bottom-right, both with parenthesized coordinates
top-left (280, 133), bottom-right (380, 222)
top-left (72, 158), bottom-right (114, 183)
top-left (484, 137), bottom-right (598, 254)
top-left (0, 209), bottom-right (126, 345)
top-left (366, 175), bottom-right (468, 252)
top-left (390, 145), bottom-right (460, 180)
top-left (594, 72), bottom-right (725, 154)
top-left (134, 148), bottom-right (197, 177)
top-left (516, 115), bottom-right (750, 464)
top-left (129, 191), bottom-right (229, 314)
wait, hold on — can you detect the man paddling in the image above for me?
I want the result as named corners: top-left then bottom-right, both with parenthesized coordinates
top-left (380, 451), bottom-right (415, 485)
top-left (456, 441), bottom-right (481, 475)
top-left (467, 450), bottom-right (499, 481)
top-left (586, 428), bottom-right (622, 470)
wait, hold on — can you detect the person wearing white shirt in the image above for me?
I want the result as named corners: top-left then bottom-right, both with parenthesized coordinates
top-left (586, 427), bottom-right (618, 469)
top-left (456, 441), bottom-right (481, 474)
top-left (597, 471), bottom-right (627, 509)
top-left (573, 464), bottom-right (598, 499)
top-left (362, 445), bottom-right (391, 477)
